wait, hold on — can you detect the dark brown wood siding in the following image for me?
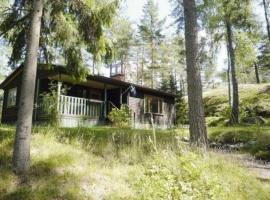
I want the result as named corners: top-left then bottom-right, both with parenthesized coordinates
top-left (1, 73), bottom-right (22, 123)
top-left (128, 89), bottom-right (175, 128)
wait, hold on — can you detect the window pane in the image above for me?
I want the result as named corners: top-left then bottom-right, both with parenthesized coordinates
top-left (144, 95), bottom-right (163, 114)
top-left (7, 88), bottom-right (17, 107)
top-left (151, 98), bottom-right (159, 113)
top-left (159, 99), bottom-right (163, 114)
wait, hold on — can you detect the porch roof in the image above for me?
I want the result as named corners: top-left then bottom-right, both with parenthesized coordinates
top-left (0, 64), bottom-right (176, 98)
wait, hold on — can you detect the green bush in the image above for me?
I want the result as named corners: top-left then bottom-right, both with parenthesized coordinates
top-left (108, 105), bottom-right (132, 128)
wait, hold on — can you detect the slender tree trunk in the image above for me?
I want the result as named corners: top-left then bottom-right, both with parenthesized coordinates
top-left (141, 44), bottom-right (145, 85)
top-left (183, 0), bottom-right (208, 148)
top-left (13, 0), bottom-right (43, 174)
top-left (254, 63), bottom-right (260, 84)
top-left (150, 41), bottom-right (154, 88)
top-left (136, 50), bottom-right (139, 84)
top-left (226, 20), bottom-right (239, 124)
top-left (226, 45), bottom-right (232, 107)
top-left (92, 58), bottom-right (95, 75)
top-left (263, 0), bottom-right (270, 42)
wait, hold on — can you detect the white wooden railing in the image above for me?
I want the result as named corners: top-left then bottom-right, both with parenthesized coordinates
top-left (58, 95), bottom-right (103, 117)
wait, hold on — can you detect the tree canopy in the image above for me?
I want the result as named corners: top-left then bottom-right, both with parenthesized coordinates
top-left (0, 0), bottom-right (119, 78)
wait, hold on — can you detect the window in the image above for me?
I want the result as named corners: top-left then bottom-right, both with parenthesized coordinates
top-left (144, 95), bottom-right (163, 114)
top-left (7, 88), bottom-right (17, 107)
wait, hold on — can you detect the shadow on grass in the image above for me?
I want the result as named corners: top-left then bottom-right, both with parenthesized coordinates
top-left (0, 125), bottom-right (84, 200)
top-left (1, 154), bottom-right (83, 200)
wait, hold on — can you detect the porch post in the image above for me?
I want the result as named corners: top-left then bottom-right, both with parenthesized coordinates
top-left (120, 88), bottom-right (122, 105)
top-left (34, 78), bottom-right (40, 121)
top-left (104, 84), bottom-right (107, 119)
top-left (57, 81), bottom-right (62, 112)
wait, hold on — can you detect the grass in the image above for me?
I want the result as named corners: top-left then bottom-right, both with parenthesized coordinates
top-left (203, 84), bottom-right (270, 125)
top-left (208, 125), bottom-right (270, 160)
top-left (0, 125), bottom-right (270, 200)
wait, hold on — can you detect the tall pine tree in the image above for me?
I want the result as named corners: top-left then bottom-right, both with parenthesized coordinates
top-left (0, 0), bottom-right (119, 174)
top-left (138, 0), bottom-right (165, 88)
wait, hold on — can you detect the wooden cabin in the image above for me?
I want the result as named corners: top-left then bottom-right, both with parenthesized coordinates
top-left (0, 64), bottom-right (176, 128)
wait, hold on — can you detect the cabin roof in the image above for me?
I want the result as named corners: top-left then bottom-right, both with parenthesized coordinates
top-left (0, 64), bottom-right (176, 98)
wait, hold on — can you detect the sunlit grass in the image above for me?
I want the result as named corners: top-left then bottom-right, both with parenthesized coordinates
top-left (0, 124), bottom-right (269, 200)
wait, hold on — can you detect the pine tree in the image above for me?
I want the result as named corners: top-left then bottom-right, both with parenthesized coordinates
top-left (138, 0), bottom-right (165, 88)
top-left (263, 0), bottom-right (270, 42)
top-left (183, 0), bottom-right (208, 148)
top-left (202, 0), bottom-right (255, 124)
top-left (0, 0), bottom-right (119, 174)
top-left (175, 90), bottom-right (188, 125)
top-left (108, 16), bottom-right (134, 79)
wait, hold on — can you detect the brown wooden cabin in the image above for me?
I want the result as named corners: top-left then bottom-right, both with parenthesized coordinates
top-left (0, 64), bottom-right (176, 128)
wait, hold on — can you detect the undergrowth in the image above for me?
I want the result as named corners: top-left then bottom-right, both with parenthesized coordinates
top-left (204, 84), bottom-right (270, 125)
top-left (209, 126), bottom-right (270, 160)
top-left (0, 125), bottom-right (270, 200)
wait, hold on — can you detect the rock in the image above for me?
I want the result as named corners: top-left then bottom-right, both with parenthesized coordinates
top-left (257, 116), bottom-right (268, 124)
top-left (242, 116), bottom-right (267, 125)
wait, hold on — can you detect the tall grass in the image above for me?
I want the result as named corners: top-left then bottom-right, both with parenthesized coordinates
top-left (0, 125), bottom-right (269, 200)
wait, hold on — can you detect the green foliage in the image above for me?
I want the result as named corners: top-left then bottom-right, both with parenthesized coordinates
top-left (39, 82), bottom-right (68, 126)
top-left (176, 91), bottom-right (188, 125)
top-left (258, 41), bottom-right (270, 82)
top-left (108, 105), bottom-right (132, 128)
top-left (204, 84), bottom-right (270, 125)
top-left (39, 83), bottom-right (59, 126)
top-left (0, 0), bottom-right (119, 78)
top-left (133, 150), bottom-right (270, 200)
top-left (201, 0), bottom-right (260, 85)
top-left (0, 125), bottom-right (270, 199)
top-left (235, 31), bottom-right (259, 83)
top-left (209, 126), bottom-right (270, 161)
top-left (138, 0), bottom-right (165, 87)
top-left (108, 17), bottom-right (134, 66)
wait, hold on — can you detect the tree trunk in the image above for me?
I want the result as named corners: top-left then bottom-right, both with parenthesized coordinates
top-left (13, 0), bottom-right (43, 174)
top-left (183, 0), bottom-right (208, 148)
top-left (226, 45), bottom-right (232, 107)
top-left (150, 41), bottom-right (154, 88)
top-left (141, 44), bottom-right (145, 85)
top-left (254, 63), bottom-right (260, 84)
top-left (263, 0), bottom-right (270, 42)
top-left (226, 20), bottom-right (239, 124)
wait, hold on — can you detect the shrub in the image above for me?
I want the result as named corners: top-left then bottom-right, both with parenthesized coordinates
top-left (108, 105), bottom-right (132, 128)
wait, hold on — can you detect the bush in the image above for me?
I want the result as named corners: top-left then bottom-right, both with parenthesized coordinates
top-left (108, 105), bottom-right (132, 128)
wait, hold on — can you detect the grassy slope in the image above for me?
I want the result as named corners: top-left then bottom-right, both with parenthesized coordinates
top-left (203, 84), bottom-right (270, 160)
top-left (1, 125), bottom-right (270, 200)
top-left (203, 84), bottom-right (270, 124)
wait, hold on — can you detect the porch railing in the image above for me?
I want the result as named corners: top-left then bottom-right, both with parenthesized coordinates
top-left (58, 95), bottom-right (103, 118)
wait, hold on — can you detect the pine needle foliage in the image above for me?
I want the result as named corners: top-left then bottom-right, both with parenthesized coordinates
top-left (0, 0), bottom-right (120, 79)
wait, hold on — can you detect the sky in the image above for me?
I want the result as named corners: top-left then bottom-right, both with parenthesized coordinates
top-left (123, 0), bottom-right (172, 23)
top-left (122, 0), bottom-right (266, 73)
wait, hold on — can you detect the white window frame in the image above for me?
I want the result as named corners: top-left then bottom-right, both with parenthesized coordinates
top-left (7, 87), bottom-right (17, 108)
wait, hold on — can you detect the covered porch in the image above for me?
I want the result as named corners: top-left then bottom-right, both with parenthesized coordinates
top-left (34, 74), bottom-right (130, 127)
